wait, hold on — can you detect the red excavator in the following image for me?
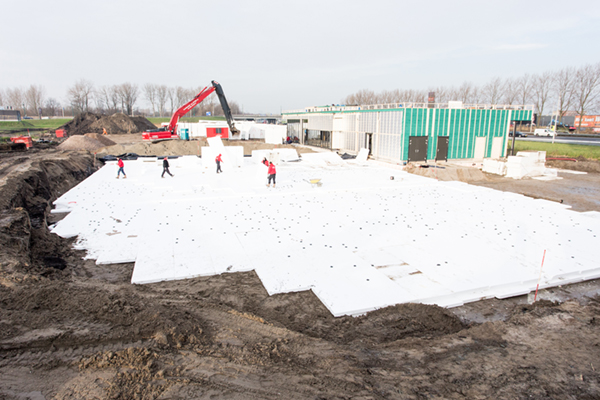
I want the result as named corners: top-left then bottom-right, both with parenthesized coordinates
top-left (142, 80), bottom-right (239, 141)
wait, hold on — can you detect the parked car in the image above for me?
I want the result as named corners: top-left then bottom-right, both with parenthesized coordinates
top-left (22, 116), bottom-right (33, 120)
top-left (509, 131), bottom-right (527, 137)
top-left (534, 129), bottom-right (556, 137)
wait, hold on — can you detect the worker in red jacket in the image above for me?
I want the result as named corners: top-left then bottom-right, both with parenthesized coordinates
top-left (267, 161), bottom-right (276, 188)
top-left (116, 158), bottom-right (126, 179)
top-left (215, 154), bottom-right (223, 173)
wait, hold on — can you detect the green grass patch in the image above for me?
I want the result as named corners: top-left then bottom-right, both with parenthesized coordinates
top-left (510, 140), bottom-right (600, 160)
top-left (0, 118), bottom-right (72, 132)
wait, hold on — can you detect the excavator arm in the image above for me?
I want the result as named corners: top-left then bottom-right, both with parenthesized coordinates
top-left (142, 80), bottom-right (238, 141)
top-left (211, 80), bottom-right (239, 135)
top-left (166, 85), bottom-right (216, 133)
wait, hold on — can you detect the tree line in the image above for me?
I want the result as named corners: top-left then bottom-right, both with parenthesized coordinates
top-left (343, 63), bottom-right (600, 128)
top-left (0, 80), bottom-right (241, 118)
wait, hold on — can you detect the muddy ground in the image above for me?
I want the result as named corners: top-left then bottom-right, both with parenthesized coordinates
top-left (1, 140), bottom-right (600, 399)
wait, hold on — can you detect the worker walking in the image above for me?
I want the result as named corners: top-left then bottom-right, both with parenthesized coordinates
top-left (162, 157), bottom-right (174, 178)
top-left (103, 128), bottom-right (107, 135)
top-left (267, 161), bottom-right (276, 188)
top-left (116, 158), bottom-right (126, 179)
top-left (215, 153), bottom-right (223, 173)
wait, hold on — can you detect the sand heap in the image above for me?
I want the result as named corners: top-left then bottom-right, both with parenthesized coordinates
top-left (84, 133), bottom-right (116, 147)
top-left (59, 112), bottom-right (157, 136)
top-left (58, 135), bottom-right (109, 151)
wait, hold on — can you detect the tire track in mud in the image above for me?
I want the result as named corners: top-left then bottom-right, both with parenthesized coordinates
top-left (0, 339), bottom-right (155, 369)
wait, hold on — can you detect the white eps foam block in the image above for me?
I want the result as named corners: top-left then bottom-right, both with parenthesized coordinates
top-left (51, 156), bottom-right (600, 317)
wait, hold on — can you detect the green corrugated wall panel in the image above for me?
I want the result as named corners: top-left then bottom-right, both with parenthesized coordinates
top-left (456, 110), bottom-right (465, 158)
top-left (468, 109), bottom-right (478, 157)
top-left (429, 109), bottom-right (438, 160)
top-left (459, 109), bottom-right (468, 158)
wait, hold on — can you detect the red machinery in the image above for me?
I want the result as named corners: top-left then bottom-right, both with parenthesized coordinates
top-left (10, 136), bottom-right (33, 148)
top-left (142, 80), bottom-right (239, 141)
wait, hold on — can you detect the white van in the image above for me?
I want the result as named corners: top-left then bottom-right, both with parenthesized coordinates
top-left (534, 129), bottom-right (556, 137)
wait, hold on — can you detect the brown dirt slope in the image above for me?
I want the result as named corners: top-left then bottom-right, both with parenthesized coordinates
top-left (84, 133), bottom-right (116, 147)
top-left (59, 112), bottom-right (156, 136)
top-left (58, 136), bottom-right (106, 152)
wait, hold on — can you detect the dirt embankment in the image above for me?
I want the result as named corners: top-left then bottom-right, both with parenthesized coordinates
top-left (0, 148), bottom-right (600, 399)
top-left (59, 112), bottom-right (156, 136)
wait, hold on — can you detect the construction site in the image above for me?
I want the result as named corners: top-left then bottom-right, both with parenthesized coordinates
top-left (2, 94), bottom-right (600, 399)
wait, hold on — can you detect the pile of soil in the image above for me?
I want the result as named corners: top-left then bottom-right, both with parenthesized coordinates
top-left (546, 158), bottom-right (600, 173)
top-left (59, 112), bottom-right (156, 136)
top-left (58, 136), bottom-right (108, 152)
top-left (84, 133), bottom-right (116, 147)
top-left (404, 163), bottom-right (489, 182)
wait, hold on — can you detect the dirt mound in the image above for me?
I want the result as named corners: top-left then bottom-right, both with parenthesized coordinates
top-left (58, 135), bottom-right (107, 151)
top-left (58, 112), bottom-right (102, 136)
top-left (89, 113), bottom-right (156, 135)
top-left (84, 133), bottom-right (116, 147)
top-left (405, 163), bottom-right (488, 182)
top-left (59, 112), bottom-right (156, 136)
top-left (546, 159), bottom-right (600, 173)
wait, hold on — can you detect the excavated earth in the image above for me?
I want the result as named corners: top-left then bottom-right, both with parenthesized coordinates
top-left (1, 140), bottom-right (600, 399)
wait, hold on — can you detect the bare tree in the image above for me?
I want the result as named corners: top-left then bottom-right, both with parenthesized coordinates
top-left (344, 89), bottom-right (376, 105)
top-left (470, 86), bottom-right (483, 104)
top-left (116, 82), bottom-right (139, 116)
top-left (167, 87), bottom-right (176, 115)
top-left (516, 74), bottom-right (534, 106)
top-left (531, 72), bottom-right (553, 119)
top-left (573, 63), bottom-right (600, 132)
top-left (482, 77), bottom-right (504, 104)
top-left (44, 98), bottom-right (61, 117)
top-left (202, 92), bottom-right (217, 116)
top-left (0, 88), bottom-right (5, 107)
top-left (24, 84), bottom-right (46, 118)
top-left (6, 88), bottom-right (25, 115)
top-left (552, 67), bottom-right (576, 123)
top-left (95, 86), bottom-right (113, 113)
top-left (444, 86), bottom-right (459, 102)
top-left (228, 100), bottom-right (241, 115)
top-left (144, 83), bottom-right (158, 117)
top-left (379, 89), bottom-right (400, 104)
top-left (67, 79), bottom-right (94, 113)
top-left (156, 85), bottom-right (168, 117)
top-left (502, 78), bottom-right (519, 105)
top-left (430, 86), bottom-right (449, 103)
top-left (457, 82), bottom-right (475, 103)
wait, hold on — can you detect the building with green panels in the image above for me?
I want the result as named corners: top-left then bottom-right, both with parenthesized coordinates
top-left (283, 103), bottom-right (533, 163)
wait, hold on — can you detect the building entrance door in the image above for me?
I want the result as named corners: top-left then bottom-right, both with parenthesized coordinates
top-left (408, 136), bottom-right (428, 162)
top-left (436, 136), bottom-right (449, 161)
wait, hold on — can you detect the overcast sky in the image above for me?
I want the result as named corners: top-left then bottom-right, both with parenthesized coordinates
top-left (2, 0), bottom-right (599, 114)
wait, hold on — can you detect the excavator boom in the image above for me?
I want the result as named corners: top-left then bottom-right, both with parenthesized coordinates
top-left (142, 80), bottom-right (238, 141)
top-left (211, 81), bottom-right (239, 135)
